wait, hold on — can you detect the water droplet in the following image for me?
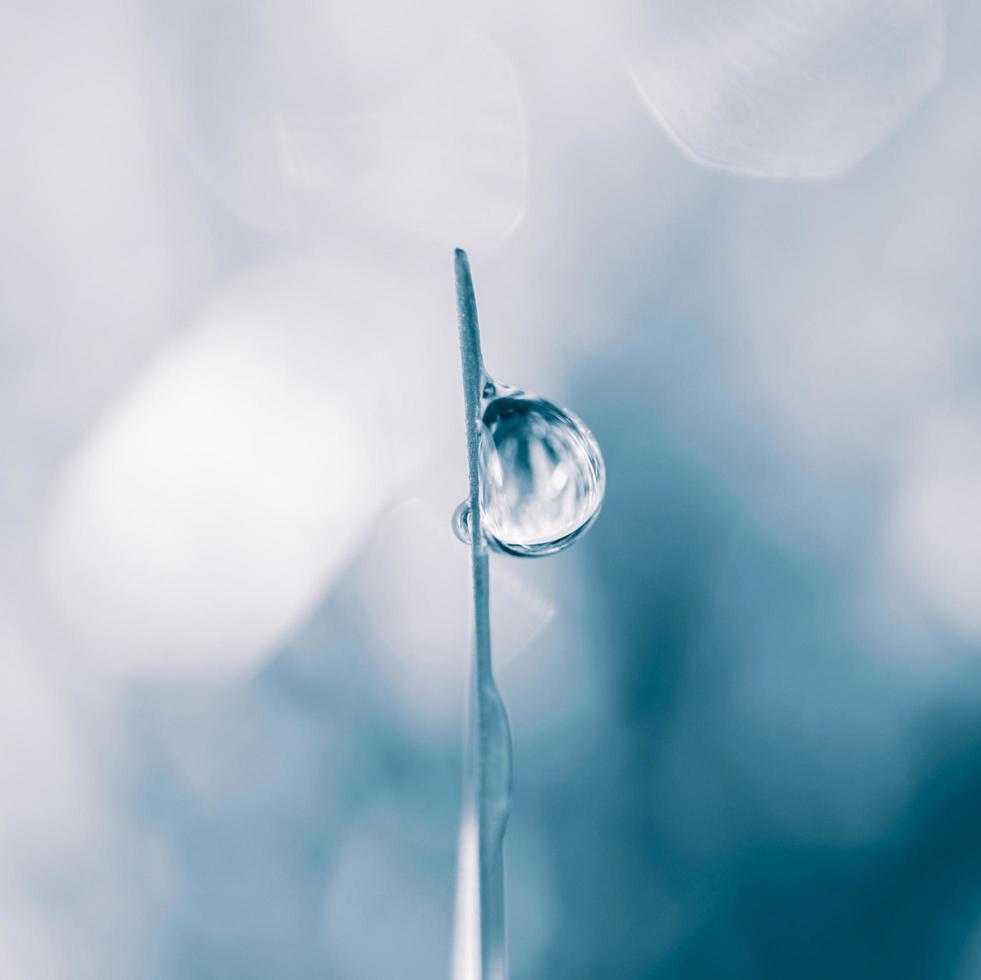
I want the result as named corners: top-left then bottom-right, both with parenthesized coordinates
top-left (453, 386), bottom-right (605, 557)
top-left (452, 499), bottom-right (474, 545)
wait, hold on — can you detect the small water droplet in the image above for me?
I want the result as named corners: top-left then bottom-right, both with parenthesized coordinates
top-left (452, 499), bottom-right (473, 545)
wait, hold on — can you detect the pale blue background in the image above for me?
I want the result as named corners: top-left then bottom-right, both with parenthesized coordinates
top-left (3, 2), bottom-right (981, 977)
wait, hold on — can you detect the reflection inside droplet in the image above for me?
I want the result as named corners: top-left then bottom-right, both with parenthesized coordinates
top-left (453, 385), bottom-right (605, 557)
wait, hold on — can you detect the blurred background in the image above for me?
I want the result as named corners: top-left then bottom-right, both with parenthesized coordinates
top-left (3, 0), bottom-right (981, 976)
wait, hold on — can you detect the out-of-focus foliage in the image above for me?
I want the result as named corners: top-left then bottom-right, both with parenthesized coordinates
top-left (4, 0), bottom-right (981, 977)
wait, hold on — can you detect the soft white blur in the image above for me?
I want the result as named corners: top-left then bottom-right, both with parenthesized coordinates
top-left (42, 248), bottom-right (457, 676)
top-left (886, 409), bottom-right (981, 639)
top-left (625, 0), bottom-right (944, 177)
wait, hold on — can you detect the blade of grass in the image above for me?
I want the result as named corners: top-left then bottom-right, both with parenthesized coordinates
top-left (452, 248), bottom-right (513, 980)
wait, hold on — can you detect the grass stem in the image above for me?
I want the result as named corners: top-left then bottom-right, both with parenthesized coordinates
top-left (454, 248), bottom-right (512, 980)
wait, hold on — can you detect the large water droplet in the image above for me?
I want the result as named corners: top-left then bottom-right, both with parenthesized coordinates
top-left (454, 387), bottom-right (605, 557)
